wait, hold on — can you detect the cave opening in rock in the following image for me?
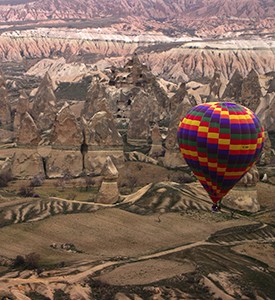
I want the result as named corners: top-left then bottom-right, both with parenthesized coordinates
top-left (42, 157), bottom-right (48, 179)
top-left (80, 132), bottom-right (89, 172)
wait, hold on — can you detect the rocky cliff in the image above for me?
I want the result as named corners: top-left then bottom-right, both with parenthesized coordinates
top-left (1, 32), bottom-right (273, 83)
top-left (0, 0), bottom-right (274, 23)
top-left (1, 53), bottom-right (275, 179)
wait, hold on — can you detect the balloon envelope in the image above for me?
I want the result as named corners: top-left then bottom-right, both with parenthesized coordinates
top-left (177, 102), bottom-right (264, 203)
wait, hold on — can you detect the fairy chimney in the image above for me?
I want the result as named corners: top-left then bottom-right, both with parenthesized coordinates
top-left (50, 102), bottom-right (82, 147)
top-left (17, 112), bottom-right (41, 145)
top-left (96, 156), bottom-right (119, 204)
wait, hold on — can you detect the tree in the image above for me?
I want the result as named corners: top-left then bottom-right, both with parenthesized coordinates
top-left (25, 252), bottom-right (41, 269)
top-left (84, 175), bottom-right (95, 191)
top-left (13, 255), bottom-right (25, 268)
top-left (18, 186), bottom-right (34, 197)
top-left (127, 175), bottom-right (137, 193)
top-left (30, 174), bottom-right (44, 187)
top-left (0, 171), bottom-right (13, 187)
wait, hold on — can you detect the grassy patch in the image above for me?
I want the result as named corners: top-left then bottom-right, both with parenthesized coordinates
top-left (27, 186), bottom-right (98, 202)
top-left (26, 291), bottom-right (50, 300)
top-left (53, 290), bottom-right (70, 300)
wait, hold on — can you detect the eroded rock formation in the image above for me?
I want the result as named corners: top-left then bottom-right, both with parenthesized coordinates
top-left (149, 123), bottom-right (163, 158)
top-left (96, 156), bottom-right (119, 204)
top-left (241, 69), bottom-right (262, 112)
top-left (31, 72), bottom-right (57, 131)
top-left (222, 70), bottom-right (243, 100)
top-left (0, 71), bottom-right (11, 130)
top-left (82, 77), bottom-right (117, 120)
top-left (163, 97), bottom-right (193, 168)
top-left (13, 91), bottom-right (30, 131)
top-left (223, 165), bottom-right (260, 213)
top-left (86, 111), bottom-right (123, 147)
top-left (50, 103), bottom-right (82, 147)
top-left (17, 112), bottom-right (41, 146)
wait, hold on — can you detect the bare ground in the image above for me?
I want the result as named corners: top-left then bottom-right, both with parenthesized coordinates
top-left (0, 177), bottom-right (274, 299)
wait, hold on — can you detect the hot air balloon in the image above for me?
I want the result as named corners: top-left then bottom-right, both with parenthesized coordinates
top-left (177, 102), bottom-right (264, 210)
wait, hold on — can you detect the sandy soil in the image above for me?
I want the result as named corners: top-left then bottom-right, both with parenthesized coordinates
top-left (96, 258), bottom-right (195, 285)
top-left (0, 208), bottom-right (247, 264)
top-left (233, 242), bottom-right (275, 270)
top-left (257, 182), bottom-right (275, 208)
top-left (0, 176), bottom-right (274, 299)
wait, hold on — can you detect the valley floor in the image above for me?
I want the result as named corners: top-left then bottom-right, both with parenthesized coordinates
top-left (0, 181), bottom-right (274, 299)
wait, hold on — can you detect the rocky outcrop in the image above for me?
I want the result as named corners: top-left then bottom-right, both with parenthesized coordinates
top-left (31, 72), bottom-right (57, 132)
top-left (149, 123), bottom-right (163, 158)
top-left (46, 150), bottom-right (83, 178)
top-left (0, 129), bottom-right (14, 144)
top-left (256, 93), bottom-right (275, 130)
top-left (96, 156), bottom-right (119, 204)
top-left (127, 71), bottom-right (169, 144)
top-left (186, 81), bottom-right (210, 104)
top-left (26, 57), bottom-right (101, 88)
top-left (259, 131), bottom-right (272, 166)
top-left (0, 32), bottom-right (139, 62)
top-left (11, 150), bottom-right (45, 179)
top-left (165, 99), bottom-right (193, 150)
top-left (0, 0), bottom-right (273, 29)
top-left (163, 97), bottom-right (193, 168)
top-left (241, 69), bottom-right (262, 112)
top-left (142, 44), bottom-right (275, 82)
top-left (222, 70), bottom-right (243, 100)
top-left (17, 112), bottom-right (41, 146)
top-left (86, 111), bottom-right (123, 147)
top-left (0, 71), bottom-right (11, 130)
top-left (0, 0), bottom-right (274, 22)
top-left (3, 32), bottom-right (274, 84)
top-left (128, 151), bottom-right (158, 165)
top-left (209, 71), bottom-right (227, 100)
top-left (223, 165), bottom-right (260, 213)
top-left (127, 90), bottom-right (151, 144)
top-left (50, 103), bottom-right (82, 147)
top-left (237, 165), bottom-right (260, 187)
top-left (82, 78), bottom-right (117, 120)
top-left (169, 83), bottom-right (187, 112)
top-left (13, 92), bottom-right (30, 131)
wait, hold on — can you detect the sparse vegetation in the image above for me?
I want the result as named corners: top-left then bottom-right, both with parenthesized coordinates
top-left (13, 252), bottom-right (41, 270)
top-left (0, 171), bottom-right (13, 188)
top-left (83, 175), bottom-right (96, 191)
top-left (54, 170), bottom-right (73, 192)
top-left (168, 173), bottom-right (194, 184)
top-left (26, 291), bottom-right (50, 300)
top-left (30, 174), bottom-right (45, 187)
top-left (53, 289), bottom-right (70, 300)
top-left (17, 185), bottom-right (35, 197)
top-left (127, 175), bottom-right (137, 192)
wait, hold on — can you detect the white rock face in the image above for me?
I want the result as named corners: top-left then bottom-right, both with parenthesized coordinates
top-left (26, 57), bottom-right (98, 88)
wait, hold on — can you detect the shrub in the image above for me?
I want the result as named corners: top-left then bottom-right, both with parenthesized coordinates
top-left (127, 175), bottom-right (137, 193)
top-left (13, 255), bottom-right (25, 268)
top-left (84, 175), bottom-right (96, 191)
top-left (0, 171), bottom-right (13, 187)
top-left (25, 252), bottom-right (41, 269)
top-left (170, 173), bottom-right (194, 184)
top-left (18, 186), bottom-right (34, 197)
top-left (67, 193), bottom-right (76, 200)
top-left (13, 252), bottom-right (41, 270)
top-left (30, 174), bottom-right (44, 187)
